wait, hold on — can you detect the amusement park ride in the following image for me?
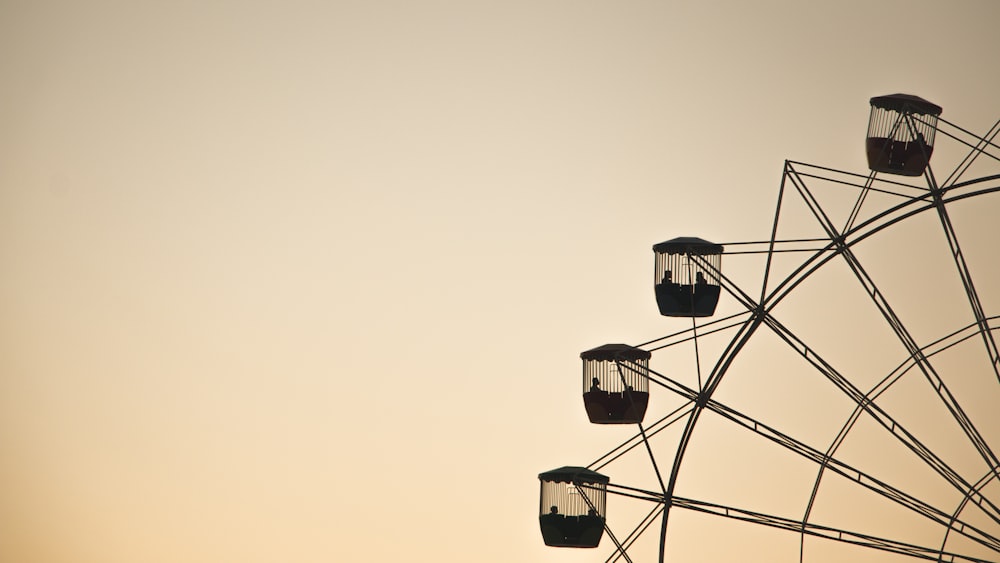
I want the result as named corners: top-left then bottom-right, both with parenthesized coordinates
top-left (536, 95), bottom-right (1000, 562)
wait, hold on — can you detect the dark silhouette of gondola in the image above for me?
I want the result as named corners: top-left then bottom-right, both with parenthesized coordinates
top-left (538, 467), bottom-right (609, 548)
top-left (865, 93), bottom-right (942, 176)
top-left (580, 344), bottom-right (650, 424)
top-left (653, 237), bottom-right (723, 317)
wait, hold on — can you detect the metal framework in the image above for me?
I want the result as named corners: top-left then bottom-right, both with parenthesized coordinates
top-left (541, 101), bottom-right (1000, 562)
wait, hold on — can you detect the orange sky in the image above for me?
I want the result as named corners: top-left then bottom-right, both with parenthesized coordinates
top-left (2, 1), bottom-right (999, 561)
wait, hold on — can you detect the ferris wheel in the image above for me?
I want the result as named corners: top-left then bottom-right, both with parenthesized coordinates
top-left (536, 95), bottom-right (1000, 563)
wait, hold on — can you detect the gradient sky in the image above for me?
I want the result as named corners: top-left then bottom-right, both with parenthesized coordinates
top-left (2, 1), bottom-right (1000, 562)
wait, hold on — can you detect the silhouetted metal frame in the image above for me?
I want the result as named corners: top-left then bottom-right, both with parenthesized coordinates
top-left (734, 167), bottom-right (1000, 561)
top-left (924, 115), bottom-right (1000, 386)
top-left (576, 144), bottom-right (1000, 559)
top-left (553, 108), bottom-right (1000, 561)
top-left (780, 149), bottom-right (1000, 561)
top-left (598, 480), bottom-right (997, 563)
top-left (787, 160), bottom-right (1000, 479)
top-left (608, 343), bottom-right (1000, 555)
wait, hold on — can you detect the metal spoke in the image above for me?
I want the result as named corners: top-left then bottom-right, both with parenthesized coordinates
top-left (606, 504), bottom-right (664, 563)
top-left (928, 177), bottom-right (1000, 384)
top-left (670, 496), bottom-right (996, 563)
top-left (607, 480), bottom-right (997, 563)
top-left (575, 483), bottom-right (634, 563)
top-left (589, 403), bottom-right (693, 472)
